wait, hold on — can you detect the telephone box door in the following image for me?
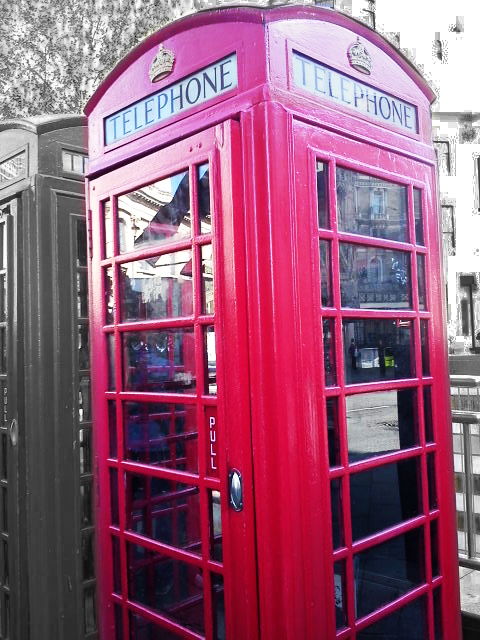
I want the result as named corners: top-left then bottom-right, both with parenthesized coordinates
top-left (89, 121), bottom-right (258, 640)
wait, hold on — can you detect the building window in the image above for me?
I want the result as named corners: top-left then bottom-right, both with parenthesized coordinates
top-left (442, 205), bottom-right (455, 258)
top-left (62, 150), bottom-right (88, 175)
top-left (315, 0), bottom-right (335, 7)
top-left (434, 141), bottom-right (451, 175)
top-left (0, 151), bottom-right (26, 185)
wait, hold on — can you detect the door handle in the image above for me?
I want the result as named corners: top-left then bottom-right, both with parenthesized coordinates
top-left (228, 469), bottom-right (243, 511)
top-left (9, 418), bottom-right (18, 446)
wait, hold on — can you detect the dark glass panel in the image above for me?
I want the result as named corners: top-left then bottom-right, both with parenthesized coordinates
top-left (209, 490), bottom-right (223, 562)
top-left (80, 482), bottom-right (93, 526)
top-left (319, 240), bottom-right (332, 306)
top-left (126, 474), bottom-right (201, 553)
top-left (77, 219), bottom-right (88, 266)
top-left (428, 454), bottom-right (438, 510)
top-left (103, 200), bottom-right (114, 259)
top-left (323, 319), bottom-right (336, 386)
top-left (431, 518), bottom-right (440, 577)
top-left (424, 387), bottom-right (434, 443)
top-left (1, 433), bottom-right (6, 480)
top-left (0, 224), bottom-right (5, 270)
top-left (84, 586), bottom-right (97, 634)
top-left (198, 163), bottom-right (211, 235)
top-left (110, 468), bottom-right (119, 526)
top-left (105, 266), bottom-right (114, 324)
top-left (129, 613), bottom-right (184, 640)
top-left (77, 271), bottom-right (89, 317)
top-left (114, 605), bottom-right (124, 640)
top-left (107, 333), bottom-right (115, 391)
top-left (124, 402), bottom-right (198, 473)
top-left (120, 251), bottom-right (193, 322)
top-left (336, 167), bottom-right (408, 242)
top-left (334, 561), bottom-right (347, 630)
top-left (82, 532), bottom-right (95, 580)
top-left (108, 401), bottom-right (117, 458)
top-left (0, 274), bottom-right (6, 322)
top-left (357, 596), bottom-right (426, 639)
top-left (123, 329), bottom-right (195, 393)
top-left (354, 527), bottom-right (425, 618)
top-left (212, 573), bottom-right (226, 640)
top-left (79, 428), bottom-right (92, 474)
top-left (331, 478), bottom-right (343, 550)
top-left (420, 320), bottom-right (429, 376)
top-left (118, 171), bottom-right (190, 253)
top-left (127, 544), bottom-right (205, 634)
top-left (2, 487), bottom-right (7, 534)
top-left (346, 389), bottom-right (417, 462)
top-left (0, 329), bottom-right (6, 374)
top-left (413, 188), bottom-right (424, 246)
top-left (79, 375), bottom-right (91, 422)
top-left (204, 326), bottom-right (216, 395)
top-left (202, 244), bottom-right (214, 314)
top-left (317, 161), bottom-right (329, 229)
top-left (343, 319), bottom-right (413, 384)
top-left (417, 254), bottom-right (427, 310)
top-left (327, 397), bottom-right (341, 467)
top-left (112, 536), bottom-right (121, 594)
top-left (351, 458), bottom-right (421, 541)
top-left (340, 243), bottom-right (411, 309)
top-left (78, 324), bottom-right (90, 369)
top-left (433, 588), bottom-right (443, 640)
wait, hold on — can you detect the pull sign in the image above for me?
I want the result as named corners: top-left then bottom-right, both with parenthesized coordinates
top-left (228, 469), bottom-right (243, 512)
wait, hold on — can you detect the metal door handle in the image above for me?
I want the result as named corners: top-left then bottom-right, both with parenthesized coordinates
top-left (228, 469), bottom-right (243, 511)
top-left (9, 418), bottom-right (18, 446)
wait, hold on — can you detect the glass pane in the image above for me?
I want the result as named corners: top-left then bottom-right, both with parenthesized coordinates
top-left (77, 272), bottom-right (89, 317)
top-left (0, 274), bottom-right (6, 323)
top-left (84, 586), bottom-right (97, 634)
top-left (327, 397), bottom-right (341, 467)
top-left (114, 604), bottom-right (124, 640)
top-left (112, 536), bottom-right (121, 594)
top-left (331, 478), bottom-right (343, 550)
top-left (80, 482), bottom-right (93, 526)
top-left (126, 474), bottom-right (201, 553)
top-left (428, 454), bottom-right (438, 510)
top-left (319, 240), bottom-right (332, 306)
top-left (198, 163), bottom-right (211, 234)
top-left (77, 219), bottom-right (88, 266)
top-left (107, 333), bottom-right (115, 390)
top-left (317, 161), bottom-right (329, 229)
top-left (323, 318), bottom-right (336, 386)
top-left (334, 561), bottom-right (347, 630)
top-left (424, 387), bottom-right (434, 443)
top-left (351, 458), bottom-right (421, 541)
top-left (413, 188), bottom-right (424, 245)
top-left (118, 171), bottom-right (190, 253)
top-left (343, 319), bottom-right (413, 384)
top-left (420, 320), bottom-right (429, 376)
top-left (82, 532), bottom-right (95, 580)
top-left (127, 544), bottom-right (205, 634)
top-left (209, 490), bottom-right (223, 562)
top-left (124, 402), bottom-right (198, 474)
top-left (202, 244), bottom-right (214, 314)
top-left (123, 329), bottom-right (195, 393)
top-left (354, 527), bottom-right (425, 618)
top-left (103, 200), bottom-right (114, 259)
top-left (0, 224), bottom-right (5, 270)
top-left (108, 401), bottom-right (117, 458)
top-left (336, 167), bottom-right (408, 242)
top-left (110, 468), bottom-right (119, 526)
top-left (206, 406), bottom-right (219, 478)
top-left (212, 573), bottom-right (226, 640)
top-left (205, 326), bottom-right (216, 395)
top-left (78, 325), bottom-right (90, 369)
top-left (339, 243), bottom-right (411, 309)
top-left (105, 267), bottom-right (114, 324)
top-left (79, 376), bottom-right (91, 422)
top-left (129, 613), bottom-right (183, 640)
top-left (417, 254), bottom-right (427, 310)
top-left (347, 389), bottom-right (417, 462)
top-left (119, 251), bottom-right (193, 322)
top-left (433, 588), bottom-right (443, 640)
top-left (431, 518), bottom-right (440, 577)
top-left (357, 596), bottom-right (427, 639)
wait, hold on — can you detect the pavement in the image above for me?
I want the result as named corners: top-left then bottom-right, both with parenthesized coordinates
top-left (460, 566), bottom-right (480, 616)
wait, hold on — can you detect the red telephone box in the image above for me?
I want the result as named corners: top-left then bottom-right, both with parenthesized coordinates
top-left (85, 6), bottom-right (461, 639)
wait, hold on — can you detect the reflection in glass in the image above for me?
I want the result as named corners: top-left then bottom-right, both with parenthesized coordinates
top-left (323, 319), bottom-right (336, 386)
top-left (319, 240), bottom-right (332, 306)
top-left (103, 200), bottom-right (114, 259)
top-left (431, 518), bottom-right (439, 577)
top-left (350, 458), bottom-right (421, 541)
top-left (413, 188), bottom-right (424, 245)
top-left (77, 271), bottom-right (89, 317)
top-left (354, 527), bottom-right (425, 618)
top-left (424, 387), bottom-right (434, 442)
top-left (417, 254), bottom-right (427, 310)
top-left (428, 454), bottom-right (438, 510)
top-left (334, 561), bottom-right (347, 630)
top-left (84, 586), bottom-right (97, 634)
top-left (79, 376), bottom-right (91, 422)
top-left (129, 613), bottom-right (187, 640)
top-left (347, 389), bottom-right (417, 462)
top-left (82, 531), bottom-right (95, 580)
top-left (198, 163), bottom-right (211, 234)
top-left (78, 325), bottom-right (89, 369)
top-left (126, 474), bottom-right (201, 552)
top-left (209, 490), bottom-right (222, 562)
top-left (120, 251), bottom-right (193, 322)
top-left (420, 320), bottom-right (429, 375)
top-left (108, 401), bottom-right (117, 458)
top-left (204, 326), bottom-right (216, 395)
top-left (77, 219), bottom-right (88, 266)
top-left (336, 167), bottom-right (408, 242)
top-left (0, 224), bottom-right (5, 270)
top-left (340, 243), bottom-right (411, 309)
top-left (212, 573), bottom-right (226, 640)
top-left (110, 468), bottom-right (119, 526)
top-left (343, 319), bottom-right (413, 384)
top-left (317, 161), bottom-right (329, 229)
top-left (327, 397), bottom-right (341, 467)
top-left (112, 536), bottom-right (121, 594)
top-left (0, 274), bottom-right (6, 323)
top-left (105, 267), bottom-right (114, 324)
top-left (81, 483), bottom-right (93, 526)
top-left (433, 588), bottom-right (442, 640)
top-left (79, 428), bottom-right (92, 474)
top-left (331, 478), bottom-right (343, 550)
top-left (202, 244), bottom-right (214, 314)
top-left (123, 329), bottom-right (195, 393)
top-left (0, 329), bottom-right (5, 374)
top-left (118, 171), bottom-right (190, 253)
top-left (107, 333), bottom-right (115, 391)
top-left (357, 596), bottom-right (427, 639)
top-left (127, 544), bottom-right (205, 634)
top-left (114, 605), bottom-right (123, 640)
top-left (124, 402), bottom-right (198, 473)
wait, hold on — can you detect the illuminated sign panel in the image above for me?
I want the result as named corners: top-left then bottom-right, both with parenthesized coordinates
top-left (293, 51), bottom-right (418, 134)
top-left (104, 53), bottom-right (238, 146)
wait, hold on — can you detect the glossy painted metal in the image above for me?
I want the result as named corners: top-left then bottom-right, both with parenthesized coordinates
top-left (86, 6), bottom-right (461, 640)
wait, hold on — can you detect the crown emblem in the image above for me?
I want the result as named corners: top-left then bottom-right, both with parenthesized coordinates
top-left (149, 44), bottom-right (175, 83)
top-left (347, 38), bottom-right (372, 75)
